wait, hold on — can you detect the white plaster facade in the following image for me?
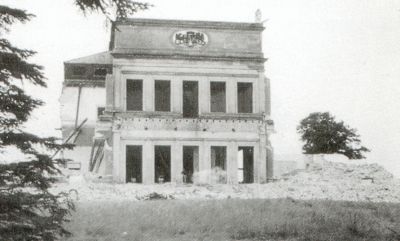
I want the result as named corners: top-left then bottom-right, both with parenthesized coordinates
top-left (60, 18), bottom-right (274, 184)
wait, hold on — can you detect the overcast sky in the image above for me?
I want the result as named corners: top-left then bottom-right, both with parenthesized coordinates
top-left (3, 0), bottom-right (400, 176)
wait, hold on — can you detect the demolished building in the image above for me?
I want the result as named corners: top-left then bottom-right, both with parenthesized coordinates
top-left (60, 18), bottom-right (274, 184)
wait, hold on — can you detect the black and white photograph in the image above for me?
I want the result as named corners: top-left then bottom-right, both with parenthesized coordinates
top-left (1, 0), bottom-right (400, 240)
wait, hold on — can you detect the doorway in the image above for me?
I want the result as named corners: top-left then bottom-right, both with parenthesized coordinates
top-left (126, 145), bottom-right (142, 183)
top-left (183, 81), bottom-right (198, 118)
top-left (238, 147), bottom-right (254, 183)
top-left (154, 145), bottom-right (171, 183)
top-left (182, 146), bottom-right (199, 183)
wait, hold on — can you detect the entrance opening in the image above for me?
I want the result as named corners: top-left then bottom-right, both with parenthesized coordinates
top-left (154, 146), bottom-right (171, 183)
top-left (238, 147), bottom-right (254, 183)
top-left (182, 146), bottom-right (199, 183)
top-left (126, 145), bottom-right (142, 183)
top-left (211, 146), bottom-right (227, 183)
top-left (183, 81), bottom-right (198, 118)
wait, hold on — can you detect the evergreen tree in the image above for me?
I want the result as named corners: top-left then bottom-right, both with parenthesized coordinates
top-left (297, 112), bottom-right (370, 159)
top-left (0, 1), bottom-right (149, 240)
top-left (0, 5), bottom-right (75, 241)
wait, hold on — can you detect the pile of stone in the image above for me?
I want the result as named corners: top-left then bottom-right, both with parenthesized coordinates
top-left (270, 161), bottom-right (400, 202)
top-left (51, 161), bottom-right (400, 203)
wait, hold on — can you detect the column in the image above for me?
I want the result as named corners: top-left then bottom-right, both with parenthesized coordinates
top-left (265, 76), bottom-right (271, 115)
top-left (259, 136), bottom-right (267, 183)
top-left (105, 74), bottom-right (114, 111)
top-left (253, 143), bottom-right (260, 183)
top-left (266, 138), bottom-right (274, 180)
top-left (112, 131), bottom-right (122, 182)
top-left (227, 141), bottom-right (238, 184)
top-left (226, 80), bottom-right (237, 113)
top-left (114, 66), bottom-right (122, 111)
top-left (171, 142), bottom-right (183, 183)
top-left (143, 77), bottom-right (154, 112)
top-left (172, 78), bottom-right (182, 113)
top-left (199, 79), bottom-right (210, 114)
top-left (258, 73), bottom-right (265, 114)
top-left (199, 142), bottom-right (211, 183)
top-left (142, 140), bottom-right (154, 184)
top-left (253, 79), bottom-right (259, 114)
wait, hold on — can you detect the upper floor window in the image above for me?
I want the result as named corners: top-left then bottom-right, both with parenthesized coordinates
top-left (155, 80), bottom-right (171, 112)
top-left (210, 82), bottom-right (226, 113)
top-left (237, 82), bottom-right (253, 113)
top-left (126, 79), bottom-right (143, 111)
top-left (182, 81), bottom-right (198, 118)
top-left (94, 67), bottom-right (107, 77)
top-left (97, 107), bottom-right (105, 117)
top-left (72, 66), bottom-right (86, 77)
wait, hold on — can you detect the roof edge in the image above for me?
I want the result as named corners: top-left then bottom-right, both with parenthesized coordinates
top-left (116, 18), bottom-right (265, 31)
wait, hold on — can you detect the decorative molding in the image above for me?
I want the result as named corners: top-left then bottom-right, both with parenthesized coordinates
top-left (117, 18), bottom-right (265, 31)
top-left (64, 79), bottom-right (105, 87)
top-left (112, 52), bottom-right (267, 63)
top-left (120, 70), bottom-right (259, 78)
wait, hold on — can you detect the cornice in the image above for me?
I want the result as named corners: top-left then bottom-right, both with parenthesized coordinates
top-left (116, 18), bottom-right (265, 31)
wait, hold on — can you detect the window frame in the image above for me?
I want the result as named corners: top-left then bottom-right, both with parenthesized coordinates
top-left (154, 80), bottom-right (171, 112)
top-left (126, 79), bottom-right (143, 111)
top-left (237, 82), bottom-right (253, 114)
top-left (210, 81), bottom-right (226, 113)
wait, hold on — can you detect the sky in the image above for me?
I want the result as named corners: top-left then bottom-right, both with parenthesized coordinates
top-left (3, 0), bottom-right (400, 176)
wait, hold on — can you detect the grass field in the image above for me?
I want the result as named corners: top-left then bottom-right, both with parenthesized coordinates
top-left (65, 198), bottom-right (400, 241)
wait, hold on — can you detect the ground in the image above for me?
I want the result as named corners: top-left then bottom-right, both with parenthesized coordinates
top-left (55, 161), bottom-right (400, 240)
top-left (66, 199), bottom-right (400, 241)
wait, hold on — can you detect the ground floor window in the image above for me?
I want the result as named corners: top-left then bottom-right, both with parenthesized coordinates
top-left (238, 146), bottom-right (254, 183)
top-left (154, 145), bottom-right (171, 183)
top-left (211, 146), bottom-right (227, 183)
top-left (182, 146), bottom-right (199, 183)
top-left (126, 145), bottom-right (142, 183)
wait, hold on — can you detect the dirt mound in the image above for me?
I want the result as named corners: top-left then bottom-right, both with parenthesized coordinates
top-left (271, 161), bottom-right (400, 202)
top-left (284, 161), bottom-right (394, 183)
top-left (51, 161), bottom-right (400, 203)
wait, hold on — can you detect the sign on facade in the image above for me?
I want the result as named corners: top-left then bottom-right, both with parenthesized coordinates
top-left (173, 30), bottom-right (208, 48)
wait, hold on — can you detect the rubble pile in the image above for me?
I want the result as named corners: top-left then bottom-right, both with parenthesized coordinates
top-left (51, 161), bottom-right (400, 203)
top-left (266, 161), bottom-right (400, 202)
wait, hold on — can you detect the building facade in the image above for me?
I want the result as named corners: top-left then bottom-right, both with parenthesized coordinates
top-left (60, 18), bottom-right (274, 184)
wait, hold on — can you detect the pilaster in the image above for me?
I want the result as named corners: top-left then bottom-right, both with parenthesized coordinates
top-left (142, 140), bottom-right (155, 184)
top-left (227, 141), bottom-right (238, 184)
top-left (226, 80), bottom-right (237, 113)
top-left (171, 142), bottom-right (183, 183)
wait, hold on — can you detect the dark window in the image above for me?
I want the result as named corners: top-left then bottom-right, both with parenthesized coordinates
top-left (237, 82), bottom-right (253, 113)
top-left (155, 80), bottom-right (171, 111)
top-left (182, 146), bottom-right (199, 183)
top-left (97, 107), bottom-right (105, 117)
top-left (126, 79), bottom-right (143, 111)
top-left (211, 146), bottom-right (227, 170)
top-left (155, 146), bottom-right (171, 183)
top-left (72, 66), bottom-right (86, 76)
top-left (126, 145), bottom-right (142, 183)
top-left (238, 147), bottom-right (254, 184)
top-left (182, 81), bottom-right (198, 118)
top-left (210, 82), bottom-right (226, 112)
top-left (94, 68), bottom-right (107, 77)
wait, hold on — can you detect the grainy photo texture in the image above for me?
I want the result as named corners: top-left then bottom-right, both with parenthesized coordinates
top-left (1, 0), bottom-right (400, 240)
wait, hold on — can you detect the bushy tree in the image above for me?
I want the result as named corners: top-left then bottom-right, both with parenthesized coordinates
top-left (0, 1), bottom-right (149, 240)
top-left (297, 112), bottom-right (370, 159)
